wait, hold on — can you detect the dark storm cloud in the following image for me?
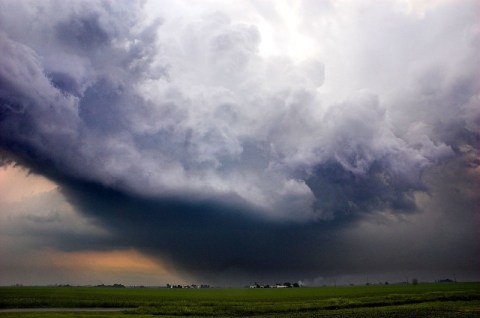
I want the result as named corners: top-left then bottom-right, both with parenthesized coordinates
top-left (56, 176), bottom-right (348, 284)
top-left (306, 160), bottom-right (420, 220)
top-left (0, 0), bottom-right (479, 283)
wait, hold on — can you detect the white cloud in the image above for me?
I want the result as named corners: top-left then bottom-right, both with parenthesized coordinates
top-left (0, 0), bottom-right (478, 221)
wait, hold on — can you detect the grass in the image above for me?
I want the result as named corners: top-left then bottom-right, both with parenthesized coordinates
top-left (0, 283), bottom-right (479, 317)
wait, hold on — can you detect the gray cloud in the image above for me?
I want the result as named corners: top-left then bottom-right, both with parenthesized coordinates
top-left (0, 0), bottom-right (479, 283)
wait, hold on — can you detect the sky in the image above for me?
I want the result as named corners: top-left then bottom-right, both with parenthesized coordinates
top-left (0, 0), bottom-right (479, 287)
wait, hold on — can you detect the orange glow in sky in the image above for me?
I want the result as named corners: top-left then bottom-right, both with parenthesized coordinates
top-left (0, 165), bottom-right (57, 203)
top-left (50, 249), bottom-right (168, 273)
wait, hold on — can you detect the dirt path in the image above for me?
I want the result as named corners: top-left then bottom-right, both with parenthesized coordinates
top-left (0, 308), bottom-right (132, 313)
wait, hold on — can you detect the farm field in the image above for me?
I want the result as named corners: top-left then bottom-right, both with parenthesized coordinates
top-left (0, 283), bottom-right (479, 317)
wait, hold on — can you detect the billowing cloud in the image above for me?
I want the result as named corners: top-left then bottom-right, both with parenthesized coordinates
top-left (0, 0), bottom-right (478, 285)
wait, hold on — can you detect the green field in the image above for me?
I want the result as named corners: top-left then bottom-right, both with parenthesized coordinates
top-left (1, 283), bottom-right (479, 317)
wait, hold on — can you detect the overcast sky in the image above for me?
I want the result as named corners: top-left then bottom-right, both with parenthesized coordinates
top-left (0, 0), bottom-right (479, 286)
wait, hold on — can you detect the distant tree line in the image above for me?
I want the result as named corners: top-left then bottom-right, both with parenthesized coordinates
top-left (249, 282), bottom-right (301, 288)
top-left (95, 283), bottom-right (125, 288)
top-left (166, 284), bottom-right (210, 289)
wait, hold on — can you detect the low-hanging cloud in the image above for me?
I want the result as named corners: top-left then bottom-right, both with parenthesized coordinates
top-left (0, 0), bottom-right (479, 283)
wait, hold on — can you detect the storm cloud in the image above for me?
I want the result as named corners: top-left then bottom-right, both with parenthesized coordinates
top-left (0, 0), bottom-right (479, 285)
